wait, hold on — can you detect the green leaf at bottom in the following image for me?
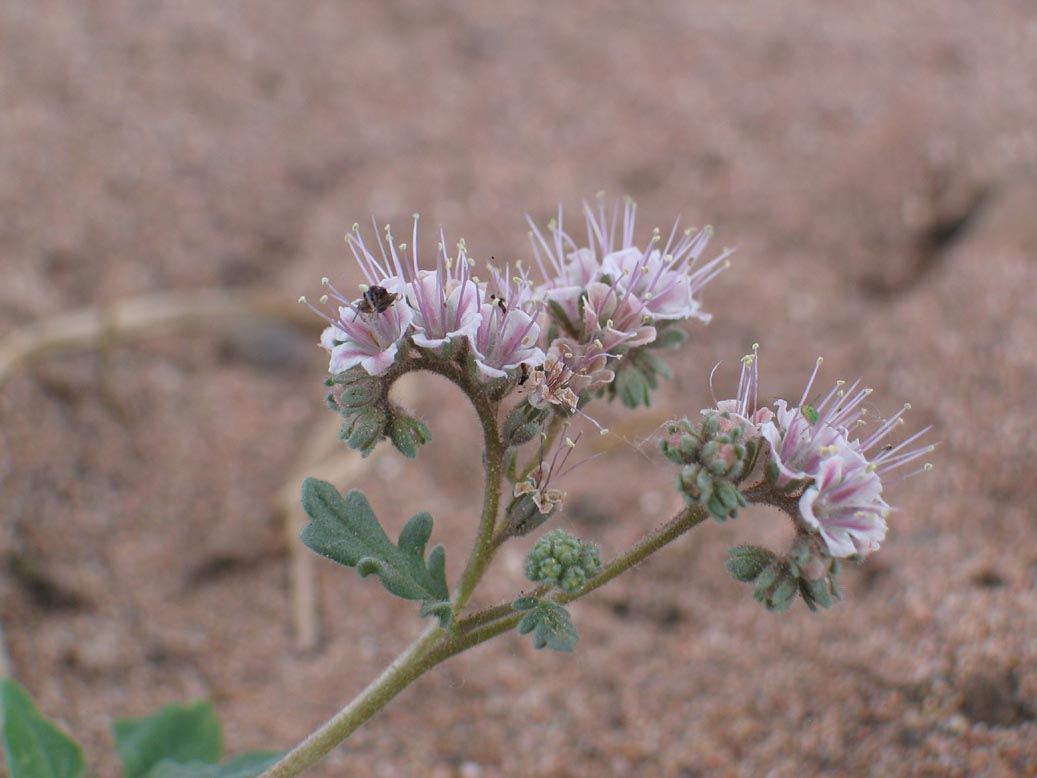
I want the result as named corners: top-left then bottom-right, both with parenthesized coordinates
top-left (1, 679), bottom-right (85, 778)
top-left (145, 752), bottom-right (283, 778)
top-left (113, 701), bottom-right (221, 778)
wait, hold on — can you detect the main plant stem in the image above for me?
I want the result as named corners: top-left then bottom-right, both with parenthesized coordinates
top-left (261, 624), bottom-right (444, 778)
top-left (264, 349), bottom-right (710, 777)
top-left (263, 500), bottom-right (710, 778)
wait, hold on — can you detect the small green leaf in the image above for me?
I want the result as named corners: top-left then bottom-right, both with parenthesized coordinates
top-left (512, 599), bottom-right (579, 652)
top-left (1, 679), bottom-right (85, 778)
top-left (145, 751), bottom-right (283, 778)
top-left (300, 480), bottom-right (450, 624)
top-left (726, 545), bottom-right (776, 583)
top-left (113, 701), bottom-right (221, 778)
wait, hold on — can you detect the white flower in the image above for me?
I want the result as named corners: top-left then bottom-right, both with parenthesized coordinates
top-left (528, 195), bottom-right (731, 326)
top-left (318, 277), bottom-right (413, 376)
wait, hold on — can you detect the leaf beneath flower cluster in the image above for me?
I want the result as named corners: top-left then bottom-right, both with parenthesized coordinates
top-left (113, 701), bottom-right (280, 778)
top-left (513, 597), bottom-right (579, 652)
top-left (300, 479), bottom-right (451, 625)
top-left (1, 680), bottom-right (85, 778)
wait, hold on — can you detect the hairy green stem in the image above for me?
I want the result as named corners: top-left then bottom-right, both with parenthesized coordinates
top-left (261, 624), bottom-right (444, 778)
top-left (384, 353), bottom-right (507, 617)
top-left (457, 504), bottom-right (708, 635)
top-left (741, 479), bottom-right (801, 517)
top-left (265, 500), bottom-right (709, 777)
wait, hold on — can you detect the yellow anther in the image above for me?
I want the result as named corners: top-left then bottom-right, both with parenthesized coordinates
top-left (319, 294), bottom-right (329, 304)
top-left (298, 296), bottom-right (307, 304)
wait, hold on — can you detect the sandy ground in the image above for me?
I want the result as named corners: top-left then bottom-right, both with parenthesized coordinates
top-left (2, 2), bottom-right (1037, 776)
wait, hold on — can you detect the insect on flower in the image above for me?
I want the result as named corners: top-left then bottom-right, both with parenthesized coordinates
top-left (518, 362), bottom-right (533, 387)
top-left (352, 285), bottom-right (402, 319)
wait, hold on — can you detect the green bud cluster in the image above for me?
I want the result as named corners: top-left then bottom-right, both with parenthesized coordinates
top-left (524, 529), bottom-right (602, 594)
top-left (326, 367), bottom-right (431, 458)
top-left (726, 537), bottom-right (842, 612)
top-left (660, 412), bottom-right (759, 521)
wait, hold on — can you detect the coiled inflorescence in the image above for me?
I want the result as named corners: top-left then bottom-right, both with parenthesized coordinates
top-left (660, 411), bottom-right (760, 521)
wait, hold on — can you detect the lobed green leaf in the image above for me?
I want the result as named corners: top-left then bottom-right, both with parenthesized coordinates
top-left (300, 480), bottom-right (451, 625)
top-left (512, 599), bottom-right (579, 652)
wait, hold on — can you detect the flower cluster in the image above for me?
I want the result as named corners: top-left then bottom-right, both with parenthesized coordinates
top-left (709, 346), bottom-right (935, 559)
top-left (303, 198), bottom-right (731, 412)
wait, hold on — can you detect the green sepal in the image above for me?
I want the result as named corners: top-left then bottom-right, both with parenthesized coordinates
top-left (613, 361), bottom-right (653, 408)
top-left (340, 405), bottom-right (388, 458)
top-left (752, 561), bottom-right (782, 599)
top-left (113, 701), bottom-right (221, 778)
top-left (651, 324), bottom-right (688, 349)
top-left (767, 576), bottom-right (799, 612)
top-left (144, 752), bottom-right (283, 778)
top-left (299, 480), bottom-right (451, 626)
top-left (388, 414), bottom-right (431, 459)
top-left (609, 348), bottom-right (671, 409)
top-left (726, 545), bottom-right (777, 583)
top-left (632, 348), bottom-right (671, 380)
top-left (1, 679), bottom-right (85, 778)
top-left (800, 577), bottom-right (833, 611)
top-left (512, 598), bottom-right (579, 652)
top-left (546, 299), bottom-right (579, 338)
top-left (502, 401), bottom-right (549, 447)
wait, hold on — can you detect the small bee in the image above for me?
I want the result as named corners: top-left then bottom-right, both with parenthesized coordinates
top-left (489, 293), bottom-right (508, 314)
top-left (352, 285), bottom-right (400, 319)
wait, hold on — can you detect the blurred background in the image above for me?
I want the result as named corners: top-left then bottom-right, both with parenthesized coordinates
top-left (2, 2), bottom-right (1036, 776)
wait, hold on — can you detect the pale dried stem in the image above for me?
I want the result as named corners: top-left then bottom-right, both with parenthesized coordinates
top-left (276, 377), bottom-right (418, 652)
top-left (0, 289), bottom-right (312, 387)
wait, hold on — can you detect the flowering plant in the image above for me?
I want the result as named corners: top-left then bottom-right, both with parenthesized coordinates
top-left (0, 197), bottom-right (933, 778)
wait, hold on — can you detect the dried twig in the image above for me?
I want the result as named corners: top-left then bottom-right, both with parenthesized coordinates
top-left (276, 377), bottom-right (418, 652)
top-left (0, 289), bottom-right (312, 387)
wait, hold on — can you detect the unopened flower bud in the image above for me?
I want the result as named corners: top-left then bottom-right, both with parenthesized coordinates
top-left (752, 560), bottom-right (798, 612)
top-left (388, 413), bottom-right (432, 459)
top-left (503, 493), bottom-right (555, 538)
top-left (726, 545), bottom-right (777, 583)
top-left (342, 405), bottom-right (388, 458)
top-left (525, 529), bottom-right (602, 594)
